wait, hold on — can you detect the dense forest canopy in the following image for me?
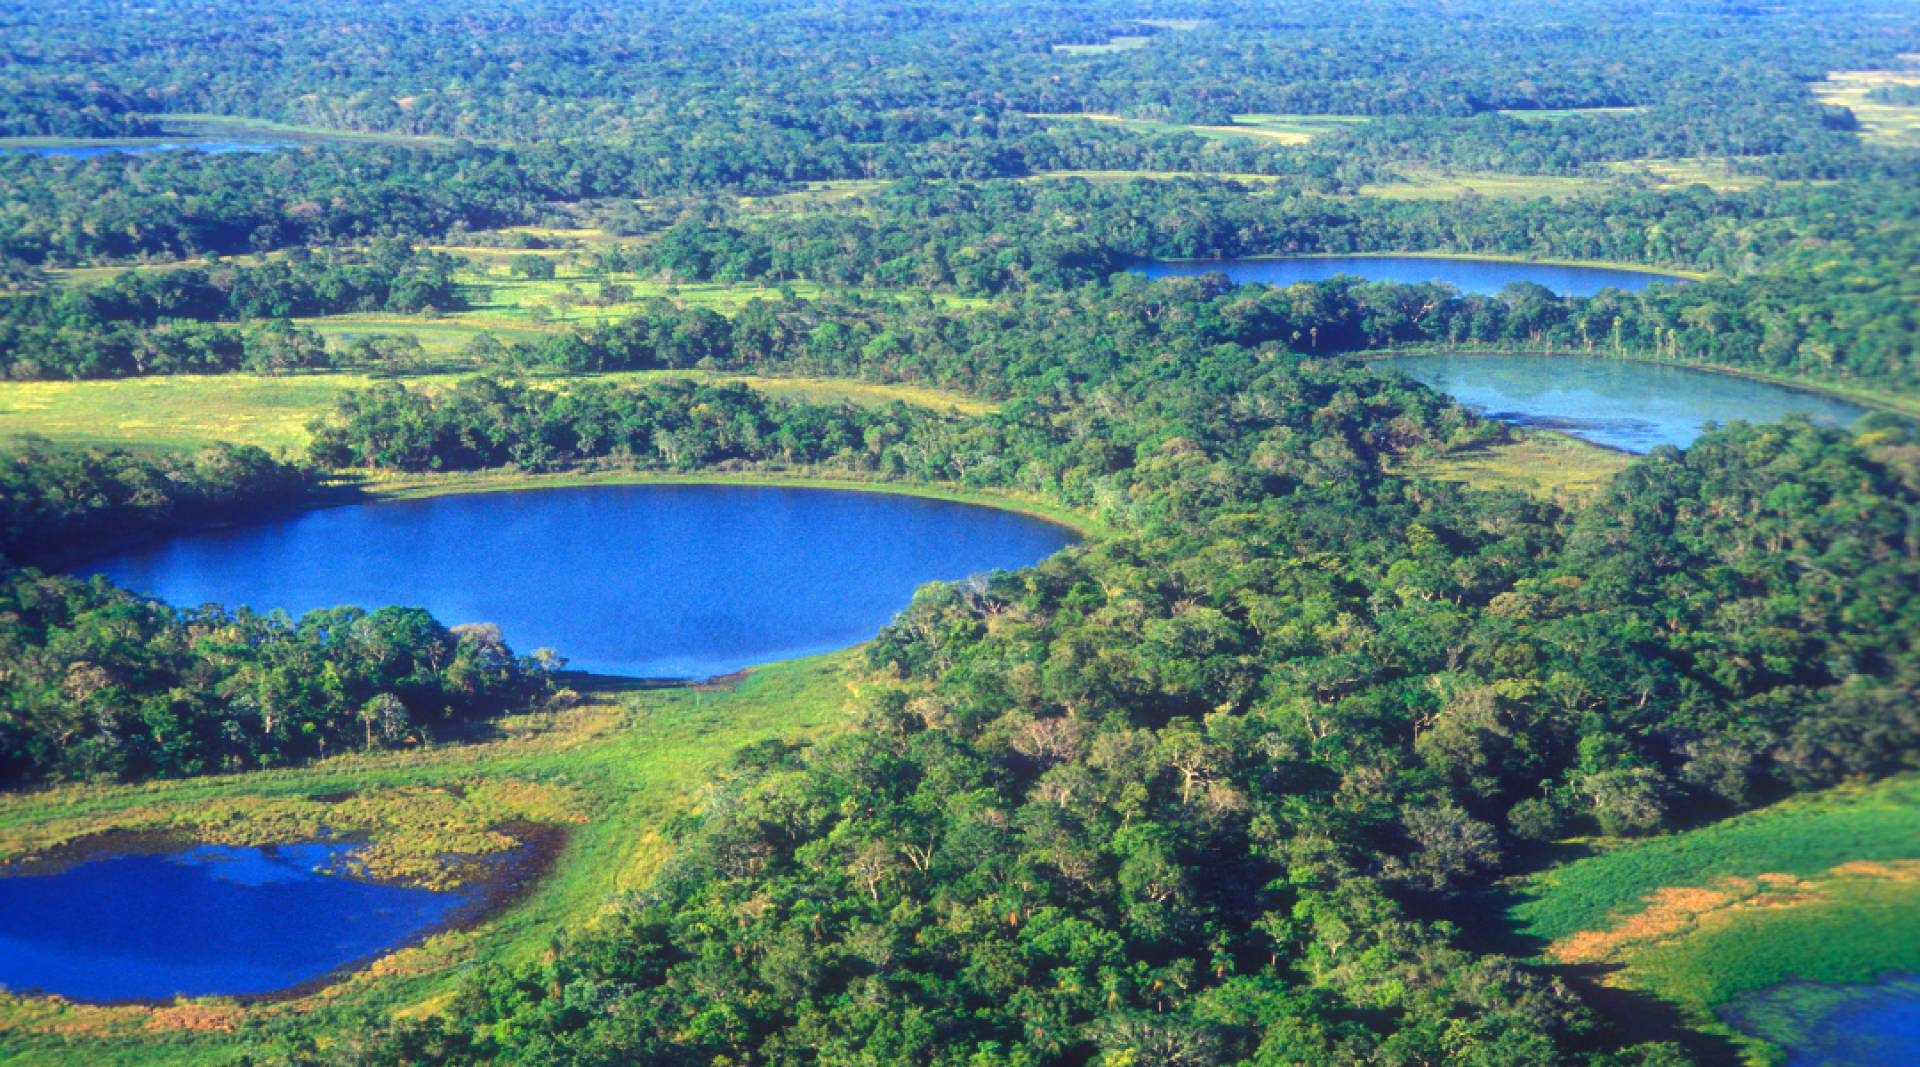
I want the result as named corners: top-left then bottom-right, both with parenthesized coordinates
top-left (1, 0), bottom-right (1918, 1064)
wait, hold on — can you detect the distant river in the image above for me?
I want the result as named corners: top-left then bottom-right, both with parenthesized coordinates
top-left (1366, 352), bottom-right (1870, 452)
top-left (1136, 254), bottom-right (1689, 296)
top-left (4, 141), bottom-right (293, 159)
top-left (79, 484), bottom-right (1079, 679)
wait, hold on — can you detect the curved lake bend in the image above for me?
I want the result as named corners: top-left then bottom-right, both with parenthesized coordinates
top-left (1366, 353), bottom-right (1871, 452)
top-left (79, 484), bottom-right (1080, 679)
top-left (1136, 255), bottom-right (1688, 296)
top-left (0, 842), bottom-right (464, 1001)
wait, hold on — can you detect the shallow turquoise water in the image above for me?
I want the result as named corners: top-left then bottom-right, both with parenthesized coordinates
top-left (1367, 352), bottom-right (1869, 452)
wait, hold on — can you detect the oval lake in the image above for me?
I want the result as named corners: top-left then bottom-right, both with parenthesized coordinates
top-left (1365, 352), bottom-right (1871, 452)
top-left (0, 842), bottom-right (464, 1001)
top-left (79, 484), bottom-right (1080, 679)
top-left (1136, 254), bottom-right (1688, 296)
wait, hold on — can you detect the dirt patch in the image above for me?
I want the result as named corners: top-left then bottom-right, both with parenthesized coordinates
top-left (1548, 863), bottom-right (1920, 966)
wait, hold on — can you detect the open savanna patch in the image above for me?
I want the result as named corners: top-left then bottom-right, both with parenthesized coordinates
top-left (0, 373), bottom-right (376, 453)
top-left (1812, 68), bottom-right (1920, 149)
top-left (1026, 112), bottom-right (1365, 146)
top-left (1357, 166), bottom-right (1612, 200)
top-left (1389, 426), bottom-right (1633, 502)
top-left (0, 367), bottom-right (994, 458)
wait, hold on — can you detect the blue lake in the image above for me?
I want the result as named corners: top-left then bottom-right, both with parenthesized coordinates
top-left (80, 484), bottom-right (1080, 679)
top-left (1720, 974), bottom-right (1920, 1067)
top-left (1365, 352), bottom-right (1871, 452)
top-left (0, 842), bottom-right (463, 1001)
top-left (1136, 254), bottom-right (1688, 296)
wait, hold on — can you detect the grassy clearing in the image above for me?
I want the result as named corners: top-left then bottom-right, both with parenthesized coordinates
top-left (1513, 775), bottom-right (1920, 946)
top-left (0, 652), bottom-right (857, 1064)
top-left (1357, 166), bottom-right (1613, 201)
top-left (1359, 158), bottom-right (1785, 200)
top-left (1602, 158), bottom-right (1784, 194)
top-left (1811, 70), bottom-right (1920, 150)
top-left (1026, 112), bottom-right (1365, 146)
top-left (1391, 428), bottom-right (1634, 503)
top-left (0, 373), bottom-right (378, 454)
top-left (742, 180), bottom-right (895, 209)
top-left (1027, 169), bottom-right (1287, 185)
top-left (1051, 35), bottom-right (1151, 54)
top-left (0, 369), bottom-right (995, 455)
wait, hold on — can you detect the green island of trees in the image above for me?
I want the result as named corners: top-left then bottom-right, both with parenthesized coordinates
top-left (0, 1), bottom-right (1917, 1065)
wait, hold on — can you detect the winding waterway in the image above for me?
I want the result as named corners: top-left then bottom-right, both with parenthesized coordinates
top-left (1136, 254), bottom-right (1689, 296)
top-left (79, 484), bottom-right (1080, 679)
top-left (1365, 352), bottom-right (1870, 452)
top-left (0, 842), bottom-right (464, 1001)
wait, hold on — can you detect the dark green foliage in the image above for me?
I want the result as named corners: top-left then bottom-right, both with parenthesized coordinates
top-left (5, 1), bottom-right (1920, 1063)
top-left (0, 438), bottom-right (312, 567)
top-left (0, 573), bottom-right (551, 783)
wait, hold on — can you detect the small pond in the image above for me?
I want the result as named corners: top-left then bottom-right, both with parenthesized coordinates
top-left (79, 484), bottom-right (1080, 679)
top-left (1135, 254), bottom-right (1688, 296)
top-left (1719, 974), bottom-right (1920, 1067)
top-left (0, 841), bottom-right (464, 1001)
top-left (1365, 352), bottom-right (1870, 452)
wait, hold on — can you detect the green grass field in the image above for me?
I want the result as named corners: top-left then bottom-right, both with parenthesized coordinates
top-left (1051, 35), bottom-right (1151, 55)
top-left (1811, 71), bottom-right (1920, 150)
top-left (1391, 427), bottom-right (1634, 503)
top-left (0, 369), bottom-right (994, 455)
top-left (1026, 112), bottom-right (1367, 146)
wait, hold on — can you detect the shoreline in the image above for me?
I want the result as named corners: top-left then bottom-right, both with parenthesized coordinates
top-left (1138, 250), bottom-right (1708, 281)
top-left (1357, 347), bottom-right (1920, 421)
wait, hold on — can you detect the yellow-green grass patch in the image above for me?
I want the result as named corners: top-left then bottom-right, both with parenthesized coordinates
top-left (0, 368), bottom-right (996, 457)
top-left (1811, 70), bottom-right (1920, 149)
top-left (1027, 112), bottom-right (1363, 146)
top-left (1026, 169), bottom-right (1287, 185)
top-left (1390, 427), bottom-right (1634, 503)
top-left (0, 373), bottom-right (382, 453)
top-left (742, 179), bottom-right (896, 208)
top-left (1051, 35), bottom-right (1151, 54)
top-left (1601, 157), bottom-right (1785, 193)
top-left (296, 315), bottom-right (554, 358)
top-left (1357, 166), bottom-right (1613, 201)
